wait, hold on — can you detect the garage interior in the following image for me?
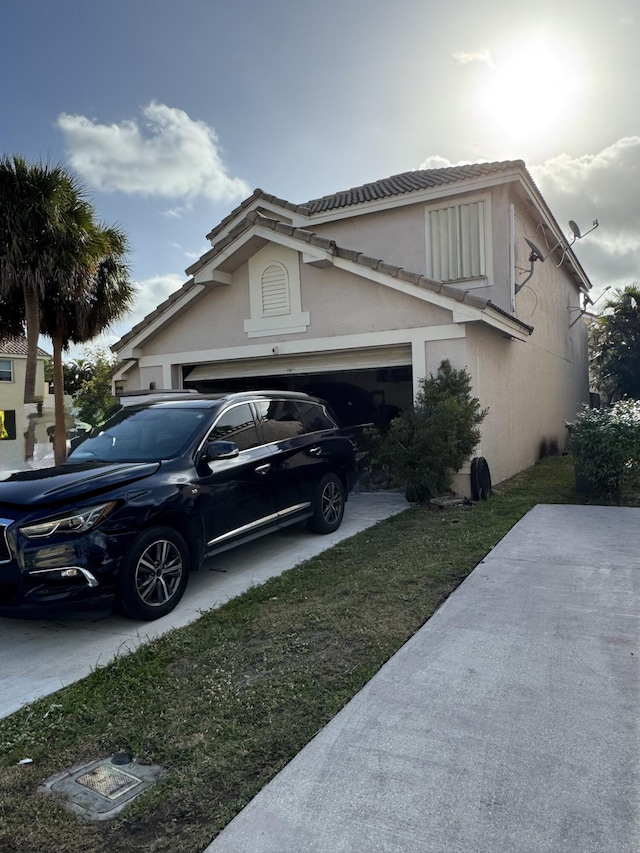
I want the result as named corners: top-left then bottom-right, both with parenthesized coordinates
top-left (182, 365), bottom-right (413, 430)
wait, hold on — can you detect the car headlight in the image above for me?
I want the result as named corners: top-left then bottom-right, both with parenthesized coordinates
top-left (20, 501), bottom-right (117, 539)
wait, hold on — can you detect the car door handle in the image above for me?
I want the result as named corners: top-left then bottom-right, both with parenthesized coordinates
top-left (255, 463), bottom-right (272, 475)
top-left (308, 446), bottom-right (323, 457)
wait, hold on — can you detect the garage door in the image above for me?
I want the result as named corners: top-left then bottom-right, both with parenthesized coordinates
top-left (184, 344), bottom-right (412, 381)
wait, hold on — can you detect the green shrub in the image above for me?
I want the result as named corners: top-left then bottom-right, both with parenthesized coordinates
top-left (72, 348), bottom-right (117, 426)
top-left (568, 400), bottom-right (640, 494)
top-left (373, 360), bottom-right (487, 502)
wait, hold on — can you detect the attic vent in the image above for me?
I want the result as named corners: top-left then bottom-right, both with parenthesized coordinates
top-left (261, 263), bottom-right (290, 316)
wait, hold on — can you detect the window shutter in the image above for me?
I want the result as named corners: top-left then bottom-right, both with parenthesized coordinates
top-left (429, 201), bottom-right (485, 282)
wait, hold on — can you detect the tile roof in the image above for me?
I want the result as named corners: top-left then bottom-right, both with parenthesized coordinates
top-left (205, 188), bottom-right (304, 242)
top-left (204, 160), bottom-right (527, 245)
top-left (0, 334), bottom-right (50, 358)
top-left (244, 212), bottom-right (533, 333)
top-left (302, 160), bottom-right (527, 214)
top-left (117, 208), bottom-right (533, 351)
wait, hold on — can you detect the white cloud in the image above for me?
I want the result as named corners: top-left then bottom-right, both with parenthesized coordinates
top-left (452, 49), bottom-right (493, 67)
top-left (531, 138), bottom-right (640, 292)
top-left (65, 273), bottom-right (187, 360)
top-left (129, 273), bottom-right (186, 323)
top-left (57, 102), bottom-right (250, 203)
top-left (418, 155), bottom-right (458, 170)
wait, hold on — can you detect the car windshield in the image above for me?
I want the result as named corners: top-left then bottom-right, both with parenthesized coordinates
top-left (68, 406), bottom-right (210, 463)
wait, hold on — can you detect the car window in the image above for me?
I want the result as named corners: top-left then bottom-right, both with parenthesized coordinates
top-left (207, 403), bottom-right (260, 451)
top-left (255, 400), bottom-right (305, 443)
top-left (295, 401), bottom-right (337, 432)
top-left (68, 406), bottom-right (209, 462)
top-left (255, 399), bottom-right (336, 443)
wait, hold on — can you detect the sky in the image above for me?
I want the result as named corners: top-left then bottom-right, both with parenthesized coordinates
top-left (2, 0), bottom-right (639, 357)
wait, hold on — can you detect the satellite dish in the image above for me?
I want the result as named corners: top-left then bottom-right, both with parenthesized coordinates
top-left (525, 237), bottom-right (545, 262)
top-left (569, 220), bottom-right (581, 240)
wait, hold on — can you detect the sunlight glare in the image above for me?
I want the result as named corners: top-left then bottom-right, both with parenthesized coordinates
top-left (475, 35), bottom-right (584, 146)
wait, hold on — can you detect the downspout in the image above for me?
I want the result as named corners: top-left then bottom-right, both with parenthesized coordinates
top-left (509, 203), bottom-right (516, 313)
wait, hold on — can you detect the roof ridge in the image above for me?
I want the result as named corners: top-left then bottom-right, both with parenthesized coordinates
top-left (304, 160), bottom-right (527, 214)
top-left (203, 160), bottom-right (530, 245)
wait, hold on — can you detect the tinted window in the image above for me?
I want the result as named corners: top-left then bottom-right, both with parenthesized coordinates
top-left (255, 399), bottom-right (336, 443)
top-left (69, 406), bottom-right (209, 462)
top-left (207, 403), bottom-right (260, 451)
top-left (296, 401), bottom-right (336, 432)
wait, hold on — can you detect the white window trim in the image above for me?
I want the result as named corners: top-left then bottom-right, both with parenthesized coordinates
top-left (0, 358), bottom-right (14, 382)
top-left (425, 192), bottom-right (493, 288)
top-left (245, 244), bottom-right (310, 338)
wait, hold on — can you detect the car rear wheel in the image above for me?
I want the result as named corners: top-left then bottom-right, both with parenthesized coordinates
top-left (308, 473), bottom-right (345, 534)
top-left (118, 527), bottom-right (189, 620)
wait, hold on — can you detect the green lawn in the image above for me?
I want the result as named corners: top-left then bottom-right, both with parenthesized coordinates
top-left (0, 455), bottom-right (634, 853)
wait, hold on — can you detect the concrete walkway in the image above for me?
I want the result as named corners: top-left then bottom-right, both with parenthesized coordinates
top-left (206, 504), bottom-right (640, 853)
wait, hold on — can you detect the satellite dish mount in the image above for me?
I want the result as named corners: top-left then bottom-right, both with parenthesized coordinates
top-left (515, 219), bottom-right (599, 294)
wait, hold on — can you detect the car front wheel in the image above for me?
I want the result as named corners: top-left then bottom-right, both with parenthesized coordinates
top-left (308, 473), bottom-right (345, 534)
top-left (118, 526), bottom-right (189, 620)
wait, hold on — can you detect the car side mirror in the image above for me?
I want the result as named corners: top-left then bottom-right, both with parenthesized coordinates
top-left (204, 440), bottom-right (240, 461)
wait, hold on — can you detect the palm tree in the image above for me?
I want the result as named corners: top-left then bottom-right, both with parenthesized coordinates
top-left (0, 293), bottom-right (26, 339)
top-left (591, 285), bottom-right (640, 402)
top-left (0, 156), bottom-right (83, 402)
top-left (41, 223), bottom-right (135, 465)
top-left (0, 155), bottom-right (135, 464)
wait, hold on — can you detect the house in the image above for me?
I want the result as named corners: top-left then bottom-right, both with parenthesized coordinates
top-left (0, 335), bottom-right (51, 472)
top-left (112, 160), bottom-right (592, 491)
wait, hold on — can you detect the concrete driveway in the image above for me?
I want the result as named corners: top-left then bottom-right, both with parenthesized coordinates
top-left (206, 504), bottom-right (640, 853)
top-left (0, 491), bottom-right (409, 719)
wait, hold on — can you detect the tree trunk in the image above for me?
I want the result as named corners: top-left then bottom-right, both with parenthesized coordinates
top-left (52, 335), bottom-right (68, 466)
top-left (23, 284), bottom-right (41, 403)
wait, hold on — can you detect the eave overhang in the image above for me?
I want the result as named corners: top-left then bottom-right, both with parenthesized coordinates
top-left (115, 211), bottom-right (532, 358)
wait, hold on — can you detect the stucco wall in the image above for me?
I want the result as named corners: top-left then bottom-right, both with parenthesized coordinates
top-left (313, 206), bottom-right (428, 274)
top-left (0, 355), bottom-right (47, 473)
top-left (418, 222), bottom-right (588, 492)
top-left (1, 356), bottom-right (27, 412)
top-left (138, 365), bottom-right (165, 390)
top-left (141, 278), bottom-right (250, 357)
top-left (0, 356), bottom-right (46, 408)
top-left (139, 260), bottom-right (454, 359)
top-left (300, 264), bottom-right (453, 335)
top-left (462, 321), bottom-right (587, 487)
top-left (312, 186), bottom-right (521, 314)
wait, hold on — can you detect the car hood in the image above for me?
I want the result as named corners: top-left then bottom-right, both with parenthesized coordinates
top-left (0, 461), bottom-right (160, 508)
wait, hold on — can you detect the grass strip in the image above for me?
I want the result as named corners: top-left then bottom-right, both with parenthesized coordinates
top-left (0, 455), bottom-right (632, 852)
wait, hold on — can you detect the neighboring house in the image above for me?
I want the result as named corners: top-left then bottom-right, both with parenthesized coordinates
top-left (0, 335), bottom-right (50, 471)
top-left (112, 160), bottom-right (592, 491)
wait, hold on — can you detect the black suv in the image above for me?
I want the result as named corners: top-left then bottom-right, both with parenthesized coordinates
top-left (0, 392), bottom-right (356, 620)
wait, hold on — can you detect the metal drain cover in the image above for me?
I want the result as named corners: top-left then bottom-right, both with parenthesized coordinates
top-left (76, 764), bottom-right (142, 800)
top-left (40, 755), bottom-right (165, 820)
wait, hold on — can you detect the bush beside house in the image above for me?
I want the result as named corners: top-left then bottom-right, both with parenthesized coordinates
top-left (569, 400), bottom-right (640, 495)
top-left (373, 360), bottom-right (488, 502)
